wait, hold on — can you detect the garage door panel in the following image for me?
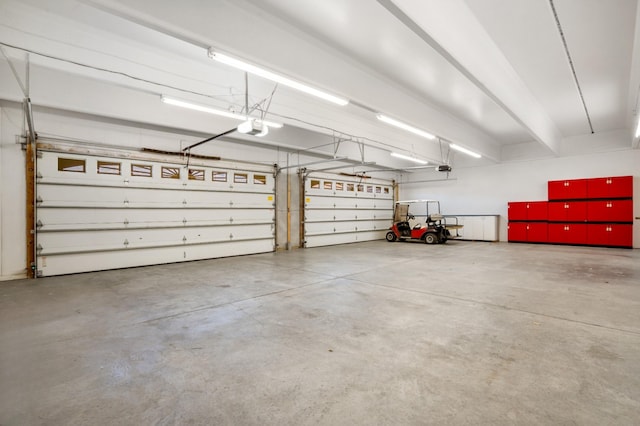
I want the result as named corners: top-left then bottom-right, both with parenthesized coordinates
top-left (36, 149), bottom-right (275, 276)
top-left (37, 207), bottom-right (274, 231)
top-left (333, 198), bottom-right (377, 209)
top-left (39, 184), bottom-right (274, 210)
top-left (305, 209), bottom-right (392, 222)
top-left (38, 223), bottom-right (274, 253)
top-left (304, 230), bottom-right (387, 248)
top-left (39, 239), bottom-right (274, 276)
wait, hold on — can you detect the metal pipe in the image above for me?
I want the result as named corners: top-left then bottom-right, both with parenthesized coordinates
top-left (181, 128), bottom-right (236, 152)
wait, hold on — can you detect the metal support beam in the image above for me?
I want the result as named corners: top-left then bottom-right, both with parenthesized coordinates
top-left (277, 157), bottom-right (347, 171)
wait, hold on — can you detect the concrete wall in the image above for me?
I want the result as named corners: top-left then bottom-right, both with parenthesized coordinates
top-left (399, 148), bottom-right (640, 247)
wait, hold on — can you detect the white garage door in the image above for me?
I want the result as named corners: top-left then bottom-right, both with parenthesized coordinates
top-left (303, 172), bottom-right (394, 248)
top-left (36, 146), bottom-right (275, 276)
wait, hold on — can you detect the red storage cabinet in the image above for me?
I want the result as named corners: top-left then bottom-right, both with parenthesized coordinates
top-left (587, 224), bottom-right (633, 247)
top-left (527, 202), bottom-right (548, 221)
top-left (510, 175), bottom-right (632, 248)
top-left (508, 222), bottom-right (548, 243)
top-left (548, 179), bottom-right (587, 201)
top-left (508, 202), bottom-right (527, 221)
top-left (508, 201), bottom-right (547, 221)
top-left (548, 201), bottom-right (587, 222)
top-left (508, 222), bottom-right (527, 242)
top-left (548, 223), bottom-right (587, 245)
top-left (586, 199), bottom-right (633, 223)
top-left (608, 224), bottom-right (633, 247)
top-left (587, 176), bottom-right (632, 199)
top-left (527, 223), bottom-right (548, 243)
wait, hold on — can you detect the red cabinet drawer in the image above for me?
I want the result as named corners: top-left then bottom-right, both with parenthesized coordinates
top-left (508, 202), bottom-right (527, 221)
top-left (548, 201), bottom-right (587, 222)
top-left (508, 222), bottom-right (527, 242)
top-left (527, 223), bottom-right (548, 243)
top-left (548, 202), bottom-right (564, 221)
top-left (548, 223), bottom-right (587, 245)
top-left (548, 179), bottom-right (587, 200)
top-left (508, 201), bottom-right (547, 221)
top-left (508, 222), bottom-right (548, 243)
top-left (609, 224), bottom-right (633, 247)
top-left (587, 176), bottom-right (633, 199)
top-left (587, 200), bottom-right (633, 222)
top-left (527, 202), bottom-right (548, 221)
top-left (587, 224), bottom-right (632, 247)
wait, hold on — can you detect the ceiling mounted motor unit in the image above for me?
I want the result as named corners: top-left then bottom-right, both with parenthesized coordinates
top-left (237, 119), bottom-right (268, 137)
top-left (437, 165), bottom-right (452, 172)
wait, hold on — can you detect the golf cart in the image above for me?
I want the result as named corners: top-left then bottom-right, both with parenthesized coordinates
top-left (386, 200), bottom-right (462, 244)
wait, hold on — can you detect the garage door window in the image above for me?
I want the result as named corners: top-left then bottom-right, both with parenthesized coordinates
top-left (97, 161), bottom-right (121, 175)
top-left (213, 171), bottom-right (227, 182)
top-left (347, 183), bottom-right (354, 191)
top-left (324, 181), bottom-right (333, 190)
top-left (234, 173), bottom-right (248, 184)
top-left (310, 180), bottom-right (320, 189)
top-left (336, 182), bottom-right (343, 191)
top-left (254, 174), bottom-right (267, 185)
top-left (58, 158), bottom-right (85, 173)
top-left (188, 169), bottom-right (205, 181)
top-left (131, 164), bottom-right (152, 177)
top-left (162, 167), bottom-right (181, 179)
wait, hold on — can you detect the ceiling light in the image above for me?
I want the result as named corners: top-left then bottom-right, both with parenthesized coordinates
top-left (208, 48), bottom-right (349, 106)
top-left (635, 117), bottom-right (640, 138)
top-left (450, 143), bottom-right (482, 158)
top-left (390, 152), bottom-right (428, 165)
top-left (161, 96), bottom-right (283, 128)
top-left (376, 114), bottom-right (436, 140)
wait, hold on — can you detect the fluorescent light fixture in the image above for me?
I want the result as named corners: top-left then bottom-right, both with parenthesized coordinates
top-left (161, 96), bottom-right (283, 128)
top-left (390, 152), bottom-right (428, 165)
top-left (635, 117), bottom-right (640, 138)
top-left (376, 114), bottom-right (436, 140)
top-left (450, 143), bottom-right (482, 158)
top-left (208, 48), bottom-right (349, 106)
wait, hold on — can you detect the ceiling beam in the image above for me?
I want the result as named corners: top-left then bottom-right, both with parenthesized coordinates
top-left (378, 0), bottom-right (563, 155)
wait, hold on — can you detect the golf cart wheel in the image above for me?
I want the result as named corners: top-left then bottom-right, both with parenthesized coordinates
top-left (424, 233), bottom-right (438, 244)
top-left (385, 231), bottom-right (397, 242)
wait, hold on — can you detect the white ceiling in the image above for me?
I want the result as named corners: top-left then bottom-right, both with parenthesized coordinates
top-left (0, 0), bottom-right (639, 170)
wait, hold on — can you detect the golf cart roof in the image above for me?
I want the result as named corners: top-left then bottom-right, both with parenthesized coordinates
top-left (395, 200), bottom-right (439, 204)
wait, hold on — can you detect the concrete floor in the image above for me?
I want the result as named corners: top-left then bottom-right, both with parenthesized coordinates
top-left (1, 241), bottom-right (639, 425)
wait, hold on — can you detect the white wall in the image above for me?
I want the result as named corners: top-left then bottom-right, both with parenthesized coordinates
top-left (399, 149), bottom-right (640, 247)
